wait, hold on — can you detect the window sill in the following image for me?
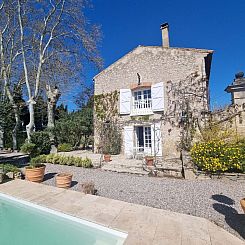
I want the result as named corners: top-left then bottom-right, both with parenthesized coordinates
top-left (130, 111), bottom-right (154, 116)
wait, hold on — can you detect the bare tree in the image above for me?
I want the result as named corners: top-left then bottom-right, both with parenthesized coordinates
top-left (0, 1), bottom-right (23, 150)
top-left (17, 0), bottom-right (102, 141)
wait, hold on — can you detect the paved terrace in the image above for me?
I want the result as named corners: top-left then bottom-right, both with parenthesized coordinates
top-left (0, 180), bottom-right (244, 245)
top-left (43, 163), bottom-right (245, 240)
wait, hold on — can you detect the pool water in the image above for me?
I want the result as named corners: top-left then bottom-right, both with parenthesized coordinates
top-left (0, 194), bottom-right (127, 245)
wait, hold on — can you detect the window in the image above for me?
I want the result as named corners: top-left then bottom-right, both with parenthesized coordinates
top-left (144, 127), bottom-right (152, 148)
top-left (132, 89), bottom-right (152, 115)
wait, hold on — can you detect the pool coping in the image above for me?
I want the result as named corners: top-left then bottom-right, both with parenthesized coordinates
top-left (0, 192), bottom-right (127, 243)
top-left (0, 180), bottom-right (244, 245)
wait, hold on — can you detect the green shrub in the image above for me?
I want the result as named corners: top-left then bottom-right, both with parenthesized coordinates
top-left (59, 156), bottom-right (67, 165)
top-left (33, 153), bottom-right (93, 168)
top-left (30, 155), bottom-right (47, 164)
top-left (191, 140), bottom-right (245, 173)
top-left (46, 154), bottom-right (55, 163)
top-left (58, 143), bottom-right (73, 152)
top-left (74, 157), bottom-right (83, 167)
top-left (50, 154), bottom-right (60, 164)
top-left (30, 131), bottom-right (51, 155)
top-left (0, 163), bottom-right (20, 174)
top-left (20, 143), bottom-right (40, 157)
top-left (66, 156), bottom-right (74, 166)
top-left (82, 157), bottom-right (93, 168)
top-left (27, 163), bottom-right (45, 169)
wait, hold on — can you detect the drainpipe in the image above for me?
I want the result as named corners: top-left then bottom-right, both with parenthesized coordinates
top-left (153, 121), bottom-right (156, 163)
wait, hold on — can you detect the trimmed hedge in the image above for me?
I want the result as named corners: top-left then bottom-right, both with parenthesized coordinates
top-left (31, 154), bottom-right (93, 168)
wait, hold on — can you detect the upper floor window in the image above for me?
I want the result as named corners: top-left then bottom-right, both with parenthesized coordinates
top-left (119, 82), bottom-right (164, 116)
top-left (132, 89), bottom-right (152, 114)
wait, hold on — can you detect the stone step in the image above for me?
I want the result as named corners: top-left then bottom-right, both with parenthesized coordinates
top-left (102, 163), bottom-right (148, 175)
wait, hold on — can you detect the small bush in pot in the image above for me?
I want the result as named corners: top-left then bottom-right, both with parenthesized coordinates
top-left (103, 144), bottom-right (111, 162)
top-left (25, 163), bottom-right (46, 183)
top-left (103, 152), bottom-right (111, 162)
top-left (30, 155), bottom-right (47, 164)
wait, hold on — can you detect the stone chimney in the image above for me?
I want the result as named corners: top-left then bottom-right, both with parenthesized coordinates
top-left (160, 23), bottom-right (169, 48)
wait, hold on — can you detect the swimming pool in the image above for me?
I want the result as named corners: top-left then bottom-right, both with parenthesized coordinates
top-left (0, 193), bottom-right (127, 245)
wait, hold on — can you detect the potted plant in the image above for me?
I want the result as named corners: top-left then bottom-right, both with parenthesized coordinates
top-left (103, 144), bottom-right (111, 162)
top-left (145, 155), bottom-right (154, 166)
top-left (56, 173), bottom-right (73, 189)
top-left (103, 150), bottom-right (111, 162)
top-left (25, 163), bottom-right (46, 183)
top-left (240, 198), bottom-right (245, 213)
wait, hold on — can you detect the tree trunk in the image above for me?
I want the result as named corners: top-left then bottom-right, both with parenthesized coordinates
top-left (26, 100), bottom-right (35, 142)
top-left (46, 85), bottom-right (60, 153)
top-left (12, 105), bottom-right (20, 151)
top-left (0, 125), bottom-right (3, 150)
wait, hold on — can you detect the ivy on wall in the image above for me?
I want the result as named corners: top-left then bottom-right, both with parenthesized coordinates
top-left (94, 90), bottom-right (121, 155)
top-left (94, 90), bottom-right (119, 122)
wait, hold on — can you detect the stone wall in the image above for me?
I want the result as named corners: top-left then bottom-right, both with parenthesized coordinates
top-left (212, 104), bottom-right (245, 137)
top-left (93, 46), bottom-right (213, 159)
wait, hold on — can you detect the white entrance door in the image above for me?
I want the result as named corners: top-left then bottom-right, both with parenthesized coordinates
top-left (124, 126), bottom-right (134, 158)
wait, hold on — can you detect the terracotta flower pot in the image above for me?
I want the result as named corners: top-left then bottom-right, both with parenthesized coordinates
top-left (104, 154), bottom-right (111, 162)
top-left (25, 165), bottom-right (46, 183)
top-left (56, 173), bottom-right (72, 189)
top-left (145, 156), bottom-right (154, 166)
top-left (240, 198), bottom-right (245, 213)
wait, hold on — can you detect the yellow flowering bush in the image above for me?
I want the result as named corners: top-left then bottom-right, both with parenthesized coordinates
top-left (190, 140), bottom-right (245, 173)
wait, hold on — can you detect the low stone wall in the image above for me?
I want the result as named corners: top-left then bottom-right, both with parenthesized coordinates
top-left (194, 170), bottom-right (245, 181)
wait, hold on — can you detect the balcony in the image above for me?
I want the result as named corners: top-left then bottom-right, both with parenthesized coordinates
top-left (131, 98), bottom-right (153, 116)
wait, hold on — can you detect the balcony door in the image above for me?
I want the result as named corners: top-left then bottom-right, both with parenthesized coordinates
top-left (135, 126), bottom-right (152, 155)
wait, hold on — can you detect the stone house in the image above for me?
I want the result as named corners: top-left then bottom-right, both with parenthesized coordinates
top-left (93, 23), bottom-right (213, 161)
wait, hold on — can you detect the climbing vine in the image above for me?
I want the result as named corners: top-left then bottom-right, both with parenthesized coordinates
top-left (94, 90), bottom-right (119, 122)
top-left (163, 72), bottom-right (208, 150)
top-left (94, 90), bottom-right (121, 155)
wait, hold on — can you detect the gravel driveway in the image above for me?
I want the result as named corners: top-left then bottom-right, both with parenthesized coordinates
top-left (43, 163), bottom-right (245, 240)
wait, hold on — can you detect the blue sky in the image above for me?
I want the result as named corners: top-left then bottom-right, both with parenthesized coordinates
top-left (68, 0), bottom-right (245, 110)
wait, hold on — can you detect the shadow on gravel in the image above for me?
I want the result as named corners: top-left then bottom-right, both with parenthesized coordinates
top-left (71, 181), bottom-right (78, 188)
top-left (43, 172), bottom-right (57, 181)
top-left (212, 194), bottom-right (235, 206)
top-left (212, 194), bottom-right (245, 239)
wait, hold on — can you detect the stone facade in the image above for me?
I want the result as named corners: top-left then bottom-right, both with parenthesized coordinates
top-left (93, 34), bottom-right (213, 160)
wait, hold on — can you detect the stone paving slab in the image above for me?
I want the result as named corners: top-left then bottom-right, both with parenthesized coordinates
top-left (0, 180), bottom-right (244, 245)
